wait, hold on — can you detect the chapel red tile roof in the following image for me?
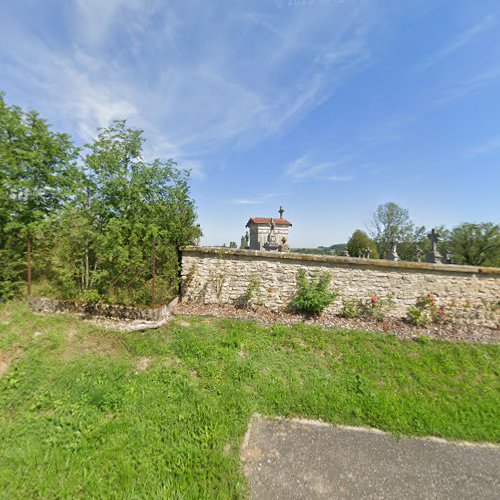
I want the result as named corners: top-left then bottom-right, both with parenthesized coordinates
top-left (246, 217), bottom-right (292, 227)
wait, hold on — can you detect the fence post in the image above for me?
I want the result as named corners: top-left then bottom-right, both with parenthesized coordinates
top-left (27, 236), bottom-right (32, 297)
top-left (152, 238), bottom-right (156, 306)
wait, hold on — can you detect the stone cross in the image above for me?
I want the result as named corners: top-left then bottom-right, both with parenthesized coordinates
top-left (426, 228), bottom-right (442, 264)
top-left (279, 205), bottom-right (285, 219)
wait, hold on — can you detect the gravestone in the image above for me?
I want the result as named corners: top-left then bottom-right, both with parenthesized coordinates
top-left (278, 237), bottom-right (289, 253)
top-left (426, 228), bottom-right (442, 264)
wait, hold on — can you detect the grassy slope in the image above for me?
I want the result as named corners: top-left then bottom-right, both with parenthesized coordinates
top-left (0, 302), bottom-right (499, 498)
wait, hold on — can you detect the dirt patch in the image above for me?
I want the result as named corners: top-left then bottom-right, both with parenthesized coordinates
top-left (135, 356), bottom-right (151, 372)
top-left (61, 331), bottom-right (125, 362)
top-left (0, 357), bottom-right (11, 377)
top-left (173, 303), bottom-right (500, 344)
top-left (0, 350), bottom-right (19, 377)
top-left (66, 325), bottom-right (78, 340)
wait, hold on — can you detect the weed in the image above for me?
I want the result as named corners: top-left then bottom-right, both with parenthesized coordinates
top-left (237, 276), bottom-right (262, 309)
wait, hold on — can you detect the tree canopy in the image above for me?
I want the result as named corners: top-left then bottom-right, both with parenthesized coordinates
top-left (0, 93), bottom-right (78, 298)
top-left (370, 202), bottom-right (414, 258)
top-left (346, 229), bottom-right (379, 258)
top-left (0, 94), bottom-right (200, 303)
top-left (448, 223), bottom-right (500, 267)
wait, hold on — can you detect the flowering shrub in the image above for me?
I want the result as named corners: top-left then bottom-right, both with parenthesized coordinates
top-left (360, 296), bottom-right (388, 322)
top-left (407, 293), bottom-right (446, 327)
top-left (340, 296), bottom-right (391, 322)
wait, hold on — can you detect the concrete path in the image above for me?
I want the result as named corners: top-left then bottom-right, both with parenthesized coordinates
top-left (241, 416), bottom-right (500, 499)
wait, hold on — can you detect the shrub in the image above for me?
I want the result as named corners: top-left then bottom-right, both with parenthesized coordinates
top-left (290, 270), bottom-right (338, 316)
top-left (407, 293), bottom-right (446, 327)
top-left (340, 299), bottom-right (360, 318)
top-left (339, 295), bottom-right (393, 322)
top-left (360, 296), bottom-right (388, 322)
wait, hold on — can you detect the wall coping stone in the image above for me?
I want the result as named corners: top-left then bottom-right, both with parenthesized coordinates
top-left (182, 246), bottom-right (500, 276)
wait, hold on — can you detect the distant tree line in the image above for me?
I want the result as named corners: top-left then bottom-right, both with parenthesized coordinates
top-left (291, 202), bottom-right (498, 267)
top-left (348, 202), bottom-right (499, 267)
top-left (0, 92), bottom-right (201, 304)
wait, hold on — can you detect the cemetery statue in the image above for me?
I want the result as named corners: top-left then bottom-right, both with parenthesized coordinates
top-left (194, 224), bottom-right (202, 246)
top-left (268, 218), bottom-right (277, 244)
top-left (245, 231), bottom-right (249, 248)
top-left (388, 240), bottom-right (400, 261)
top-left (365, 247), bottom-right (371, 259)
top-left (416, 247), bottom-right (423, 263)
top-left (445, 250), bottom-right (452, 264)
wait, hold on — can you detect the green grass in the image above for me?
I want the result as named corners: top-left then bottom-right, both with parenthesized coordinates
top-left (0, 301), bottom-right (499, 498)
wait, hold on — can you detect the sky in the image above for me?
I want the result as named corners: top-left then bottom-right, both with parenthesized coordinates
top-left (1, 0), bottom-right (499, 246)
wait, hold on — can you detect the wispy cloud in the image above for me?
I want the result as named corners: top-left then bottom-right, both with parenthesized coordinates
top-left (230, 199), bottom-right (260, 205)
top-left (285, 154), bottom-right (355, 181)
top-left (416, 12), bottom-right (498, 71)
top-left (465, 134), bottom-right (500, 158)
top-left (434, 66), bottom-right (500, 104)
top-left (0, 0), bottom-right (377, 179)
top-left (323, 174), bottom-right (354, 182)
top-left (229, 192), bottom-right (288, 205)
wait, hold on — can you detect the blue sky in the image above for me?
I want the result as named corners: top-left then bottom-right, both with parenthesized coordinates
top-left (1, 0), bottom-right (499, 246)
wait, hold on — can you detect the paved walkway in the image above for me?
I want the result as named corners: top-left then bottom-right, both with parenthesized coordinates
top-left (241, 416), bottom-right (500, 499)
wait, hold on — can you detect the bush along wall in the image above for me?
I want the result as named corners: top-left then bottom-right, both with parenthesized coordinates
top-left (181, 246), bottom-right (500, 328)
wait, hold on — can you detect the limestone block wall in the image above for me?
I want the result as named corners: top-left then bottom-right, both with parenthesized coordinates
top-left (181, 247), bottom-right (500, 328)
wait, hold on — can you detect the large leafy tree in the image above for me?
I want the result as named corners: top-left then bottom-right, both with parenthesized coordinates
top-left (370, 202), bottom-right (415, 259)
top-left (0, 93), bottom-right (78, 298)
top-left (346, 229), bottom-right (379, 258)
top-left (52, 120), bottom-right (200, 304)
top-left (448, 223), bottom-right (499, 267)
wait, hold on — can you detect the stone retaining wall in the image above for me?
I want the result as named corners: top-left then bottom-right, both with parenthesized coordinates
top-left (181, 247), bottom-right (500, 328)
top-left (29, 297), bottom-right (171, 322)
